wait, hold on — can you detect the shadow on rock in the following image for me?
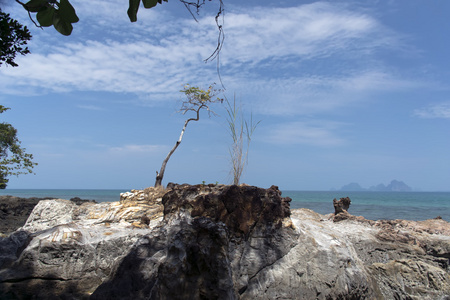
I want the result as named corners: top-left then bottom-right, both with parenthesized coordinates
top-left (91, 184), bottom-right (297, 300)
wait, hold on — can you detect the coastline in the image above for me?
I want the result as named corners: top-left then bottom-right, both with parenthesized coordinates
top-left (0, 185), bottom-right (448, 299)
top-left (1, 189), bottom-right (449, 221)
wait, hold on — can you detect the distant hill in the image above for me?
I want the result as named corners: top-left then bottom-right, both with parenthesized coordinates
top-left (339, 182), bottom-right (365, 191)
top-left (338, 180), bottom-right (412, 192)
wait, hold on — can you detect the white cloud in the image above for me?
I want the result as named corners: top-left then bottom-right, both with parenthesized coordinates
top-left (265, 121), bottom-right (347, 146)
top-left (1, 1), bottom-right (421, 118)
top-left (0, 2), bottom-right (396, 94)
top-left (222, 70), bottom-right (422, 116)
top-left (413, 102), bottom-right (450, 119)
top-left (222, 2), bottom-right (387, 65)
top-left (109, 144), bottom-right (167, 153)
top-left (77, 104), bottom-right (105, 111)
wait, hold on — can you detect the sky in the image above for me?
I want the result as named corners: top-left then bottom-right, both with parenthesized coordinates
top-left (0, 0), bottom-right (449, 191)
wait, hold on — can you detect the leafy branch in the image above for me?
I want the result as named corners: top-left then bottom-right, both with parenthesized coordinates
top-left (0, 8), bottom-right (32, 67)
top-left (16, 0), bottom-right (79, 36)
top-left (0, 105), bottom-right (37, 189)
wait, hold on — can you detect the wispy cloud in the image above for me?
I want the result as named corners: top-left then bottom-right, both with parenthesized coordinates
top-left (1, 3), bottom-right (393, 88)
top-left (265, 121), bottom-right (347, 146)
top-left (223, 70), bottom-right (422, 116)
top-left (77, 104), bottom-right (105, 111)
top-left (109, 144), bottom-right (167, 153)
top-left (413, 102), bottom-right (450, 119)
top-left (0, 1), bottom-right (420, 117)
top-left (222, 2), bottom-right (390, 65)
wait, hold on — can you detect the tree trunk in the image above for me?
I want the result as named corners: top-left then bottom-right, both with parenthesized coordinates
top-left (155, 141), bottom-right (180, 187)
top-left (154, 111), bottom-right (201, 187)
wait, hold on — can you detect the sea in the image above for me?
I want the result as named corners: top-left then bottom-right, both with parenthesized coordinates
top-left (0, 189), bottom-right (449, 222)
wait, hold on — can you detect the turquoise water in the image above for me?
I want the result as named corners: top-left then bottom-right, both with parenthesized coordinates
top-left (0, 189), bottom-right (449, 221)
top-left (284, 191), bottom-right (450, 221)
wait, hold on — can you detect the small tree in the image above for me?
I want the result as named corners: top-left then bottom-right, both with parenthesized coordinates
top-left (154, 84), bottom-right (222, 187)
top-left (0, 106), bottom-right (37, 188)
top-left (225, 96), bottom-right (259, 185)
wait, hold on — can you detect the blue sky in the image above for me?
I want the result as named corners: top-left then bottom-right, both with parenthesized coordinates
top-left (1, 0), bottom-right (449, 191)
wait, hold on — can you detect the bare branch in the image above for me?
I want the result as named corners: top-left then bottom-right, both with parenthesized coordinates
top-left (179, 0), bottom-right (225, 88)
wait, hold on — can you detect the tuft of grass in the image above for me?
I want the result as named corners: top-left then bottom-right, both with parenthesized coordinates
top-left (225, 95), bottom-right (260, 185)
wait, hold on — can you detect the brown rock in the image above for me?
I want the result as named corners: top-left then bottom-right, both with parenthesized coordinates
top-left (162, 184), bottom-right (291, 238)
top-left (333, 196), bottom-right (351, 214)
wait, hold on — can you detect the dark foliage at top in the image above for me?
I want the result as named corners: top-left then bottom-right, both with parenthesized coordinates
top-left (0, 8), bottom-right (32, 67)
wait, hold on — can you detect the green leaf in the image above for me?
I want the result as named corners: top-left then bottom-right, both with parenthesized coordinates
top-left (58, 0), bottom-right (79, 23)
top-left (143, 0), bottom-right (158, 9)
top-left (24, 0), bottom-right (48, 13)
top-left (127, 0), bottom-right (141, 22)
top-left (0, 106), bottom-right (10, 114)
top-left (53, 11), bottom-right (73, 36)
top-left (36, 6), bottom-right (55, 27)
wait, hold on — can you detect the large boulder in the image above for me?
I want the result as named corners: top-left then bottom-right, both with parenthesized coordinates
top-left (92, 184), bottom-right (296, 299)
top-left (0, 188), bottom-right (165, 299)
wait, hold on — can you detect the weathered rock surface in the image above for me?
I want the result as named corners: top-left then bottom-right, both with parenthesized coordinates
top-left (0, 184), bottom-right (448, 299)
top-left (0, 196), bottom-right (44, 234)
top-left (92, 184), bottom-right (295, 300)
top-left (0, 188), bottom-right (165, 299)
top-left (0, 196), bottom-right (96, 235)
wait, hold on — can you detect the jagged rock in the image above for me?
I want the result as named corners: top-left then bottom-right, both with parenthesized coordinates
top-left (0, 185), bottom-right (449, 299)
top-left (332, 196), bottom-right (355, 222)
top-left (0, 188), bottom-right (166, 299)
top-left (333, 196), bottom-right (351, 214)
top-left (91, 184), bottom-right (296, 299)
top-left (0, 196), bottom-right (96, 235)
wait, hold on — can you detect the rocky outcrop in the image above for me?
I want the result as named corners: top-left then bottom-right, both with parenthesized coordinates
top-left (0, 188), bottom-right (165, 299)
top-left (92, 184), bottom-right (295, 299)
top-left (0, 196), bottom-right (44, 234)
top-left (0, 184), bottom-right (449, 299)
top-left (0, 196), bottom-right (95, 235)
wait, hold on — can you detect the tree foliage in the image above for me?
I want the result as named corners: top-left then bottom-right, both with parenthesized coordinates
top-left (155, 84), bottom-right (223, 187)
top-left (16, 0), bottom-right (79, 35)
top-left (128, 0), bottom-right (168, 22)
top-left (0, 8), bottom-right (32, 67)
top-left (0, 106), bottom-right (37, 189)
top-left (16, 0), bottom-right (221, 34)
top-left (15, 0), bottom-right (224, 64)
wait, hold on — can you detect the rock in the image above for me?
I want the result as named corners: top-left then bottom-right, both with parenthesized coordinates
top-left (0, 196), bottom-right (97, 235)
top-left (0, 188), bottom-right (166, 299)
top-left (92, 185), bottom-right (450, 299)
top-left (333, 196), bottom-right (351, 214)
top-left (91, 184), bottom-right (296, 300)
top-left (69, 197), bottom-right (97, 205)
top-left (0, 185), bottom-right (449, 299)
top-left (332, 196), bottom-right (356, 222)
top-left (0, 196), bottom-right (60, 235)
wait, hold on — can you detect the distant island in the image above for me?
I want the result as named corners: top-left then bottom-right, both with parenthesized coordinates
top-left (336, 180), bottom-right (412, 192)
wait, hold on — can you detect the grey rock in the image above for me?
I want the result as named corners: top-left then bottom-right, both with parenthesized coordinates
top-left (0, 185), bottom-right (448, 299)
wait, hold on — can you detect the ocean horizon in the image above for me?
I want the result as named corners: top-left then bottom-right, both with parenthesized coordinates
top-left (1, 188), bottom-right (449, 222)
